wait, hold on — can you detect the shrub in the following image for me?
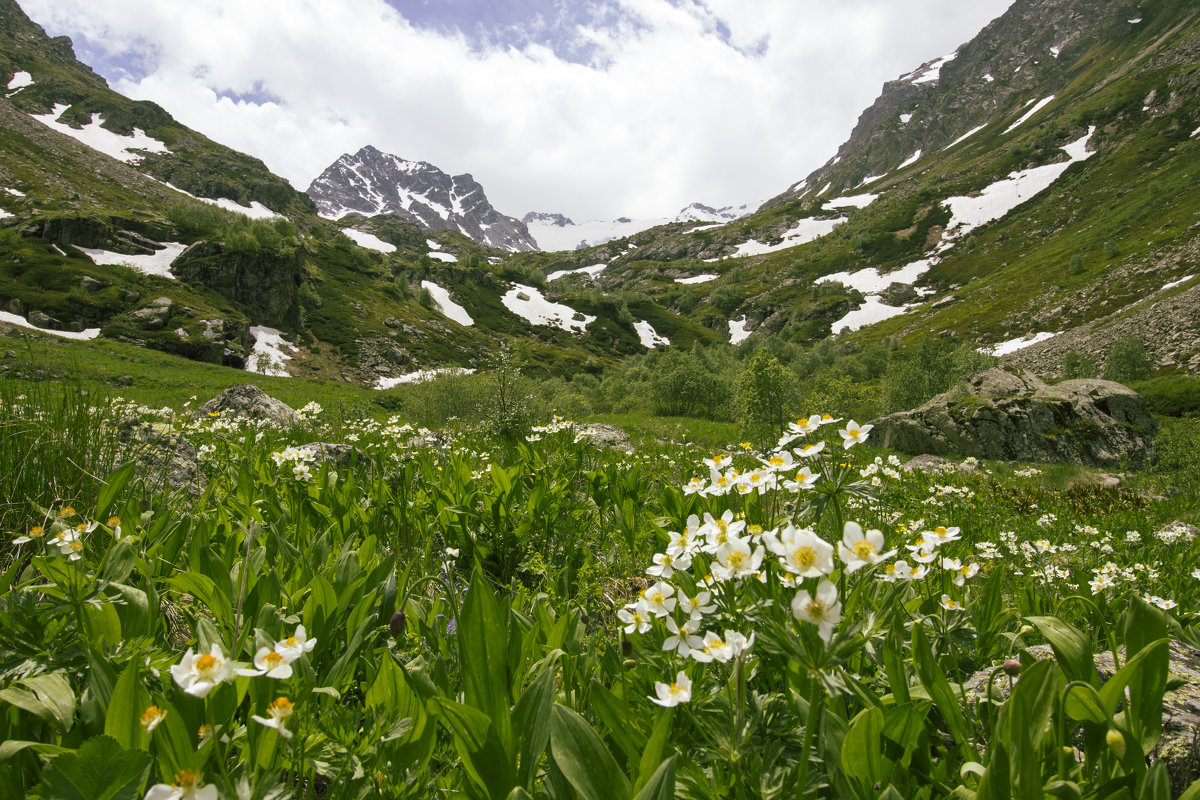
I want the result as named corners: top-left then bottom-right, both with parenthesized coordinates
top-left (1134, 374), bottom-right (1200, 417)
top-left (1061, 349), bottom-right (1097, 379)
top-left (1103, 335), bottom-right (1153, 383)
top-left (736, 350), bottom-right (794, 438)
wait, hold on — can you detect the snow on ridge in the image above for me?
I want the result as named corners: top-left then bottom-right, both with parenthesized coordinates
top-left (429, 251), bottom-right (458, 263)
top-left (897, 150), bottom-right (923, 170)
top-left (900, 113), bottom-right (913, 124)
top-left (30, 103), bottom-right (170, 163)
top-left (1004, 96), bottom-right (1055, 133)
top-left (634, 320), bottom-right (670, 349)
top-left (728, 216), bottom-right (847, 258)
top-left (675, 273), bottom-right (718, 284)
top-left (911, 52), bottom-right (956, 85)
top-left (818, 259), bottom-right (933, 294)
top-left (728, 317), bottom-right (751, 344)
top-left (547, 264), bottom-right (606, 282)
top-left (832, 296), bottom-right (912, 334)
top-left (376, 367), bottom-right (475, 390)
top-left (420, 281), bottom-right (473, 326)
top-left (946, 124), bottom-right (988, 150)
top-left (939, 128), bottom-right (1095, 247)
top-left (1050, 46), bottom-right (1061, 58)
top-left (1161, 275), bottom-right (1194, 292)
top-left (0, 209), bottom-right (12, 219)
top-left (6, 71), bottom-right (32, 92)
top-left (341, 228), bottom-right (396, 253)
top-left (2, 187), bottom-right (26, 197)
top-left (0, 310), bottom-right (100, 340)
top-left (982, 331), bottom-right (1057, 356)
top-left (205, 197), bottom-right (279, 220)
top-left (246, 326), bottom-right (298, 377)
top-left (79, 242), bottom-right (188, 279)
top-left (502, 283), bottom-right (594, 332)
top-left (823, 193), bottom-right (877, 211)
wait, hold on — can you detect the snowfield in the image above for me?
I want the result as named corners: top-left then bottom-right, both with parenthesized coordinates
top-left (341, 228), bottom-right (396, 253)
top-left (6, 71), bottom-right (33, 93)
top-left (819, 259), bottom-right (934, 294)
top-left (547, 264), bottom-right (606, 282)
top-left (30, 104), bottom-right (169, 163)
top-left (831, 297), bottom-right (911, 334)
top-left (674, 273), bottom-right (718, 284)
top-left (79, 242), bottom-right (189, 279)
top-left (940, 127), bottom-right (1095, 244)
top-left (502, 284), bottom-right (595, 332)
top-left (728, 317), bottom-right (751, 344)
top-left (633, 320), bottom-right (670, 349)
top-left (246, 326), bottom-right (298, 377)
top-left (376, 368), bottom-right (475, 390)
top-left (0, 311), bottom-right (100, 340)
top-left (982, 332), bottom-right (1058, 356)
top-left (420, 281), bottom-right (474, 326)
top-left (728, 216), bottom-right (847, 258)
top-left (1004, 96), bottom-right (1055, 133)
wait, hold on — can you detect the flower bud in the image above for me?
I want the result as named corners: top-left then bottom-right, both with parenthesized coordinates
top-left (1106, 728), bottom-right (1126, 759)
top-left (621, 639), bottom-right (633, 656)
top-left (1002, 659), bottom-right (1022, 676)
top-left (622, 659), bottom-right (637, 669)
top-left (388, 610), bottom-right (406, 638)
top-left (1018, 625), bottom-right (1035, 637)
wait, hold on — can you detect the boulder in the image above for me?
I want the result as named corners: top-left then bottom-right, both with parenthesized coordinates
top-left (196, 384), bottom-right (301, 427)
top-left (966, 642), bottom-right (1200, 794)
top-left (114, 418), bottom-right (201, 494)
top-left (577, 423), bottom-right (632, 451)
top-left (296, 442), bottom-right (373, 470)
top-left (871, 368), bottom-right (1157, 467)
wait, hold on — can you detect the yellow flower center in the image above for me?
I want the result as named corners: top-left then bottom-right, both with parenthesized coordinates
top-left (748, 524), bottom-right (762, 536)
top-left (175, 770), bottom-right (203, 790)
top-left (194, 654), bottom-right (220, 679)
top-left (935, 526), bottom-right (947, 535)
top-left (726, 551), bottom-right (746, 569)
top-left (268, 697), bottom-right (294, 720)
top-left (806, 600), bottom-right (827, 620)
top-left (769, 456), bottom-right (784, 466)
top-left (884, 563), bottom-right (896, 575)
top-left (852, 540), bottom-right (875, 559)
top-left (59, 506), bottom-right (76, 517)
top-left (29, 526), bottom-right (44, 537)
top-left (284, 636), bottom-right (300, 648)
top-left (141, 705), bottom-right (167, 729)
top-left (263, 651), bottom-right (285, 668)
top-left (792, 547), bottom-right (816, 570)
top-left (108, 517), bottom-right (121, 527)
top-left (651, 592), bottom-right (665, 605)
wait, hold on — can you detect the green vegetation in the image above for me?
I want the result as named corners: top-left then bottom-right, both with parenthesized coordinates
top-left (1, 373), bottom-right (1198, 799)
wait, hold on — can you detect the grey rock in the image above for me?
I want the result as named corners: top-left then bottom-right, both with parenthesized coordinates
top-left (196, 384), bottom-right (301, 427)
top-left (79, 275), bottom-right (102, 292)
top-left (114, 417), bottom-right (201, 494)
top-left (296, 442), bottom-right (374, 470)
top-left (901, 454), bottom-right (957, 474)
top-left (966, 641), bottom-right (1200, 795)
top-left (577, 423), bottom-right (632, 451)
top-left (871, 368), bottom-right (1157, 467)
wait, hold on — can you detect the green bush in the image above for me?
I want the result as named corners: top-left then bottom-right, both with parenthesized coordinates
top-left (1134, 374), bottom-right (1200, 417)
top-left (1061, 349), bottom-right (1097, 379)
top-left (650, 348), bottom-right (733, 419)
top-left (1103, 335), bottom-right (1153, 383)
top-left (736, 349), bottom-right (794, 439)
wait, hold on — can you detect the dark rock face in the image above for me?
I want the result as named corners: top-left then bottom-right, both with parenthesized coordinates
top-left (196, 384), bottom-right (300, 427)
top-left (307, 145), bottom-right (536, 252)
top-left (114, 418), bottom-right (201, 494)
top-left (522, 211), bottom-right (575, 227)
top-left (171, 241), bottom-right (301, 327)
top-left (871, 368), bottom-right (1157, 467)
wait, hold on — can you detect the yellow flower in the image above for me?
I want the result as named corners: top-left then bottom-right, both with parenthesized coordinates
top-left (141, 705), bottom-right (168, 732)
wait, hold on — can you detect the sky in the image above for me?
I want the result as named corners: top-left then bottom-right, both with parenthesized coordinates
top-left (19, 0), bottom-right (1014, 221)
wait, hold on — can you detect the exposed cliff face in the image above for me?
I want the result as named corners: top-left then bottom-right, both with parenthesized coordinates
top-left (307, 145), bottom-right (537, 252)
top-left (171, 241), bottom-right (302, 328)
top-left (764, 0), bottom-right (1157, 207)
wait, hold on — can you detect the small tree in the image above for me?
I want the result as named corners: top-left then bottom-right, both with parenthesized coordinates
top-left (737, 350), bottom-right (794, 441)
top-left (1104, 335), bottom-right (1153, 383)
top-left (1061, 349), bottom-right (1097, 379)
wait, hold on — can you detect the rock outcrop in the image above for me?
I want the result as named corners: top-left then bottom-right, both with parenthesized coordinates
top-left (171, 241), bottom-right (302, 328)
top-left (307, 145), bottom-right (536, 252)
top-left (196, 384), bottom-right (301, 427)
top-left (871, 368), bottom-right (1157, 467)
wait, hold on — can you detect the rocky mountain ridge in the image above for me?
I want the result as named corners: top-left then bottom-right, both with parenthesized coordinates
top-left (306, 145), bottom-right (537, 252)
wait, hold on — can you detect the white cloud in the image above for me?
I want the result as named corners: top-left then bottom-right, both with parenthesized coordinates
top-left (19, 0), bottom-right (1013, 220)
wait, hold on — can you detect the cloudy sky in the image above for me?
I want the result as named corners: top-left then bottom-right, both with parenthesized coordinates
top-left (20, 0), bottom-right (1013, 220)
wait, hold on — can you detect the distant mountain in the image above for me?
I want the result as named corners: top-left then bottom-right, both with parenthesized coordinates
top-left (523, 202), bottom-right (752, 251)
top-left (307, 146), bottom-right (537, 251)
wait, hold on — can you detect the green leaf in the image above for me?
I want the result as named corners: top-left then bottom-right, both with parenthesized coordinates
top-left (1026, 616), bottom-right (1097, 686)
top-left (19, 672), bottom-right (76, 733)
top-left (168, 571), bottom-right (232, 622)
top-left (512, 666), bottom-right (555, 789)
top-left (843, 706), bottom-right (887, 800)
top-left (1123, 597), bottom-right (1170, 751)
top-left (105, 662), bottom-right (151, 750)
top-left (458, 570), bottom-right (514, 756)
top-left (550, 704), bottom-right (632, 800)
top-left (911, 624), bottom-right (970, 745)
top-left (635, 712), bottom-right (674, 793)
top-left (434, 698), bottom-right (516, 800)
top-left (0, 740), bottom-right (68, 763)
top-left (35, 735), bottom-right (151, 800)
top-left (632, 756), bottom-right (676, 800)
top-left (97, 462), bottom-right (137, 520)
top-left (1063, 681), bottom-right (1108, 725)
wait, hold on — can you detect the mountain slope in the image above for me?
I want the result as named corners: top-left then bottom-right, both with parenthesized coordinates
top-left (307, 145), bottom-right (537, 252)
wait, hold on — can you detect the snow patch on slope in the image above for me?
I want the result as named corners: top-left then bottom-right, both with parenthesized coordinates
top-left (1004, 96), bottom-right (1055, 133)
top-left (547, 264), bottom-right (606, 282)
top-left (502, 284), bottom-right (594, 332)
top-left (246, 326), bottom-right (297, 377)
top-left (728, 317), bottom-right (751, 344)
top-left (728, 216), bottom-right (847, 258)
top-left (30, 104), bottom-right (169, 163)
top-left (823, 193), bottom-right (877, 210)
top-left (79, 242), bottom-right (188, 279)
top-left (0, 311), bottom-right (100, 340)
top-left (819, 259), bottom-right (933, 294)
top-left (634, 320), bottom-right (670, 349)
top-left (675, 273), bottom-right (719, 284)
top-left (832, 297), bottom-right (912, 334)
top-left (376, 367), bottom-right (475, 390)
top-left (420, 281), bottom-right (473, 326)
top-left (982, 332), bottom-right (1057, 356)
top-left (341, 228), bottom-right (396, 253)
top-left (6, 71), bottom-right (32, 93)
